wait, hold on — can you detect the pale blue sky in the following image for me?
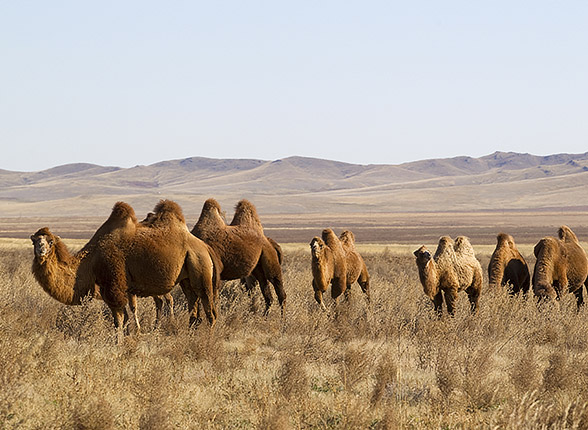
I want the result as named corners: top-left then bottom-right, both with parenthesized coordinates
top-left (1, 1), bottom-right (587, 171)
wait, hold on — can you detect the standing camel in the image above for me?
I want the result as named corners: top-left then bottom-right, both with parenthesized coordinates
top-left (191, 198), bottom-right (286, 315)
top-left (31, 200), bottom-right (220, 335)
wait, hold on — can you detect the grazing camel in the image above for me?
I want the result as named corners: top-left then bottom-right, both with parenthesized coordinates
top-left (414, 236), bottom-right (483, 315)
top-left (31, 200), bottom-right (220, 335)
top-left (488, 233), bottom-right (530, 294)
top-left (532, 225), bottom-right (588, 307)
top-left (310, 229), bottom-right (347, 310)
top-left (192, 198), bottom-right (286, 315)
top-left (339, 230), bottom-right (370, 301)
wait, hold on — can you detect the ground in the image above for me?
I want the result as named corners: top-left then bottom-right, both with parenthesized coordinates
top-left (1, 218), bottom-right (588, 429)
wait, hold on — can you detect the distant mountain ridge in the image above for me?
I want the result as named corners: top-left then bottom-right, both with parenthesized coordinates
top-left (1, 151), bottom-right (587, 217)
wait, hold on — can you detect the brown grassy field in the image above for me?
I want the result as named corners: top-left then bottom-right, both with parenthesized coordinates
top-left (2, 233), bottom-right (588, 429)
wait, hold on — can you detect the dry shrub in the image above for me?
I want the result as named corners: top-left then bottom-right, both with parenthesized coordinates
top-left (276, 354), bottom-right (309, 400)
top-left (6, 243), bottom-right (588, 429)
top-left (371, 356), bottom-right (398, 406)
top-left (509, 344), bottom-right (542, 394)
top-left (339, 342), bottom-right (376, 392)
top-left (494, 391), bottom-right (588, 429)
top-left (72, 396), bottom-right (115, 430)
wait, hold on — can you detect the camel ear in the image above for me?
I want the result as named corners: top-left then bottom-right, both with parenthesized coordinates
top-left (30, 235), bottom-right (35, 242)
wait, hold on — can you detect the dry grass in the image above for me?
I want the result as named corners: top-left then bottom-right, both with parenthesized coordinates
top-left (3, 241), bottom-right (588, 429)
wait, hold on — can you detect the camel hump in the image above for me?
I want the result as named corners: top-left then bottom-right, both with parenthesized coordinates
top-left (152, 199), bottom-right (186, 225)
top-left (496, 232), bottom-right (513, 245)
top-left (109, 202), bottom-right (137, 223)
top-left (339, 230), bottom-right (356, 249)
top-left (558, 225), bottom-right (579, 243)
top-left (434, 236), bottom-right (455, 259)
top-left (230, 199), bottom-right (262, 227)
top-left (203, 198), bottom-right (222, 214)
top-left (454, 236), bottom-right (475, 256)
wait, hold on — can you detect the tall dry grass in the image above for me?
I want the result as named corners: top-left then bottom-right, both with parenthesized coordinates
top-left (2, 244), bottom-right (588, 429)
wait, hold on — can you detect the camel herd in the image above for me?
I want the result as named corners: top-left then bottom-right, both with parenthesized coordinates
top-left (30, 198), bottom-right (588, 335)
top-left (415, 226), bottom-right (588, 315)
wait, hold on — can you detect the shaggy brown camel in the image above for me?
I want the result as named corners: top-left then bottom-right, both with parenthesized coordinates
top-left (532, 225), bottom-right (588, 307)
top-left (192, 198), bottom-right (286, 315)
top-left (339, 230), bottom-right (370, 301)
top-left (414, 236), bottom-right (482, 315)
top-left (31, 200), bottom-right (220, 334)
top-left (310, 228), bottom-right (347, 310)
top-left (488, 233), bottom-right (530, 294)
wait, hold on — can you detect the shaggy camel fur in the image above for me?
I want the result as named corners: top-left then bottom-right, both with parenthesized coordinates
top-left (310, 228), bottom-right (348, 310)
top-left (339, 230), bottom-right (370, 301)
top-left (532, 225), bottom-right (588, 306)
top-left (192, 198), bottom-right (286, 315)
top-left (414, 236), bottom-right (483, 315)
top-left (31, 200), bottom-right (220, 333)
top-left (488, 233), bottom-right (530, 294)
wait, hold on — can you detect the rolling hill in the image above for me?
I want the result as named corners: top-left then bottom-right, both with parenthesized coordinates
top-left (1, 151), bottom-right (588, 219)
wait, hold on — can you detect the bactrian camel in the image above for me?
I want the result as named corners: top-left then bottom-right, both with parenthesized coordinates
top-left (191, 198), bottom-right (286, 315)
top-left (31, 200), bottom-right (220, 334)
top-left (414, 236), bottom-right (482, 315)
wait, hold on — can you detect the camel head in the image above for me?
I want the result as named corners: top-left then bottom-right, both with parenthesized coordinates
top-left (413, 245), bottom-right (432, 266)
top-left (31, 227), bottom-right (58, 262)
top-left (310, 237), bottom-right (326, 258)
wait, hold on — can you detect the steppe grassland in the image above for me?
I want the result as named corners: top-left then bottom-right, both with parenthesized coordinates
top-left (2, 237), bottom-right (588, 429)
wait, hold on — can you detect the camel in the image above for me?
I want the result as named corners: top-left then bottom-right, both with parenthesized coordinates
top-left (240, 236), bottom-right (282, 294)
top-left (191, 198), bottom-right (286, 315)
top-left (413, 236), bottom-right (483, 315)
top-left (310, 228), bottom-right (347, 310)
top-left (339, 230), bottom-right (370, 301)
top-left (31, 200), bottom-right (220, 334)
top-left (532, 225), bottom-right (588, 307)
top-left (488, 233), bottom-right (530, 294)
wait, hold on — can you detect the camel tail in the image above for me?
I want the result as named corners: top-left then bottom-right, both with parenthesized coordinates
top-left (268, 237), bottom-right (283, 265)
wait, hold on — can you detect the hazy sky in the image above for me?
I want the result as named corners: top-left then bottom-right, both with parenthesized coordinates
top-left (1, 1), bottom-right (587, 171)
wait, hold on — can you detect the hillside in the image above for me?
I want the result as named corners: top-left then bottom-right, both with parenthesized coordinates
top-left (1, 151), bottom-right (588, 219)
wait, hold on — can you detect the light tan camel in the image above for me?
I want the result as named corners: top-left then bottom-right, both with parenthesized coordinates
top-left (339, 230), bottom-right (370, 301)
top-left (310, 228), bottom-right (347, 310)
top-left (191, 198), bottom-right (286, 315)
top-left (414, 236), bottom-right (482, 315)
top-left (533, 225), bottom-right (588, 307)
top-left (488, 233), bottom-right (530, 294)
top-left (31, 200), bottom-right (220, 334)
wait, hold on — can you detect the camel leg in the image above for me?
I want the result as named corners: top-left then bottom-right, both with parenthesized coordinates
top-left (110, 307), bottom-right (126, 342)
top-left (127, 294), bottom-right (141, 332)
top-left (153, 295), bottom-right (164, 328)
top-left (466, 285), bottom-right (480, 314)
top-left (573, 286), bottom-right (584, 309)
top-left (253, 267), bottom-right (273, 316)
top-left (444, 289), bottom-right (459, 316)
top-left (432, 292), bottom-right (444, 316)
top-left (180, 279), bottom-right (202, 328)
top-left (313, 280), bottom-right (328, 312)
top-left (331, 277), bottom-right (346, 302)
top-left (164, 293), bottom-right (174, 318)
top-left (358, 272), bottom-right (370, 303)
top-left (269, 274), bottom-right (286, 316)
